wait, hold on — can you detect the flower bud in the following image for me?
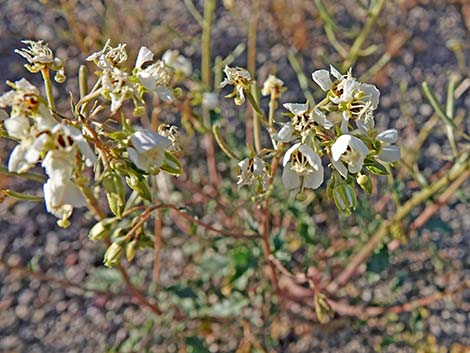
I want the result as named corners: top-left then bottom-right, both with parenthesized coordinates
top-left (332, 182), bottom-right (357, 215)
top-left (126, 239), bottom-right (138, 262)
top-left (103, 242), bottom-right (124, 267)
top-left (89, 218), bottom-right (116, 241)
top-left (356, 173), bottom-right (372, 194)
top-left (102, 170), bottom-right (126, 218)
top-left (54, 69), bottom-right (66, 83)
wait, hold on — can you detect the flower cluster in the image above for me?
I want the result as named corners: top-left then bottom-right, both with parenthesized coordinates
top-left (0, 78), bottom-right (95, 227)
top-left (86, 40), bottom-right (185, 114)
top-left (1, 40), bottom-right (185, 232)
top-left (223, 65), bottom-right (400, 214)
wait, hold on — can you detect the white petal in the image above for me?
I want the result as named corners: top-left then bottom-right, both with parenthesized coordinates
top-left (312, 108), bottom-right (333, 129)
top-left (154, 86), bottom-right (174, 102)
top-left (4, 115), bottom-right (30, 139)
top-left (42, 150), bottom-right (75, 180)
top-left (15, 78), bottom-right (39, 93)
top-left (61, 180), bottom-right (86, 207)
top-left (137, 70), bottom-right (156, 91)
top-left (136, 46), bottom-right (154, 69)
top-left (361, 83), bottom-right (380, 109)
top-left (377, 129), bottom-right (398, 144)
top-left (275, 123), bottom-right (294, 142)
top-left (131, 130), bottom-right (171, 153)
top-left (65, 126), bottom-right (97, 166)
top-left (0, 108), bottom-right (8, 120)
top-left (282, 163), bottom-right (301, 190)
top-left (331, 135), bottom-right (352, 161)
top-left (8, 143), bottom-right (31, 173)
top-left (283, 103), bottom-right (309, 116)
top-left (379, 145), bottom-right (400, 162)
top-left (348, 158), bottom-right (365, 174)
top-left (332, 159), bottom-right (348, 178)
top-left (311, 70), bottom-right (332, 91)
top-left (350, 136), bottom-right (369, 157)
top-left (25, 134), bottom-right (50, 164)
top-left (303, 169), bottom-right (324, 189)
top-left (329, 65), bottom-right (343, 80)
top-left (253, 157), bottom-right (265, 176)
top-left (340, 78), bottom-right (360, 102)
top-left (127, 147), bottom-right (146, 171)
top-left (283, 143), bottom-right (301, 166)
top-left (340, 112), bottom-right (349, 134)
top-left (298, 144), bottom-right (322, 170)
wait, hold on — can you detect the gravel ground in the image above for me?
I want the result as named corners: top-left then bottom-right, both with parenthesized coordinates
top-left (0, 1), bottom-right (469, 352)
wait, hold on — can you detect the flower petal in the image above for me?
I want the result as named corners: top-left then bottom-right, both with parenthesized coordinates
top-left (379, 145), bottom-right (400, 162)
top-left (135, 46), bottom-right (154, 69)
top-left (377, 129), bottom-right (398, 144)
top-left (329, 65), bottom-right (343, 80)
top-left (332, 159), bottom-right (348, 178)
top-left (283, 142), bottom-right (301, 166)
top-left (283, 102), bottom-right (309, 116)
top-left (130, 130), bottom-right (171, 153)
top-left (274, 123), bottom-right (294, 142)
top-left (282, 163), bottom-right (301, 190)
top-left (298, 144), bottom-right (322, 170)
top-left (331, 135), bottom-right (352, 161)
top-left (303, 169), bottom-right (323, 189)
top-left (312, 108), bottom-right (333, 129)
top-left (311, 70), bottom-right (332, 91)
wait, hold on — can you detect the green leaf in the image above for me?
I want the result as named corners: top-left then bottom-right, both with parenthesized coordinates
top-left (364, 158), bottom-right (389, 175)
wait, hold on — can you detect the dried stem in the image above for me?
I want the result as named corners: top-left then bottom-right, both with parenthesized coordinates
top-left (326, 153), bottom-right (470, 293)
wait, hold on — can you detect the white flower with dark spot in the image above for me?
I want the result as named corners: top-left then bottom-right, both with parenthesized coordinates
top-left (331, 135), bottom-right (369, 178)
top-left (282, 143), bottom-right (324, 191)
top-left (237, 156), bottom-right (268, 191)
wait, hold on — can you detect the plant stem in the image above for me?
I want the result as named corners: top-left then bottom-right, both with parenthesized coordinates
top-left (342, 0), bottom-right (385, 70)
top-left (248, 0), bottom-right (261, 152)
top-left (326, 152), bottom-right (470, 292)
top-left (41, 68), bottom-right (55, 112)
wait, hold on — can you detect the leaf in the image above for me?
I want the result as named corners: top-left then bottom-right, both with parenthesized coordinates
top-left (364, 157), bottom-right (389, 175)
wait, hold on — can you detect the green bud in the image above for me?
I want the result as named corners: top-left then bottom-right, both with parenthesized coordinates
top-left (314, 293), bottom-right (333, 324)
top-left (103, 242), bottom-right (124, 267)
top-left (173, 87), bottom-right (183, 98)
top-left (333, 182), bottom-right (357, 215)
top-left (89, 218), bottom-right (116, 241)
top-left (126, 173), bottom-right (152, 202)
top-left (126, 239), bottom-right (138, 262)
top-left (356, 173), bottom-right (373, 194)
top-left (102, 170), bottom-right (126, 218)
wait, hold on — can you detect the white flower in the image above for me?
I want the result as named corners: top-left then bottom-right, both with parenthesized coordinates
top-left (58, 125), bottom-right (97, 166)
top-left (128, 130), bottom-right (172, 173)
top-left (87, 39), bottom-right (128, 70)
top-left (331, 135), bottom-right (369, 178)
top-left (134, 49), bottom-right (174, 102)
top-left (237, 156), bottom-right (267, 191)
top-left (311, 65), bottom-right (344, 91)
top-left (376, 129), bottom-right (400, 163)
top-left (43, 177), bottom-right (86, 224)
top-left (221, 66), bottom-right (251, 105)
top-left (162, 49), bottom-right (192, 77)
top-left (15, 40), bottom-right (65, 79)
top-left (101, 67), bottom-right (137, 113)
top-left (282, 143), bottom-right (324, 191)
top-left (261, 75), bottom-right (284, 97)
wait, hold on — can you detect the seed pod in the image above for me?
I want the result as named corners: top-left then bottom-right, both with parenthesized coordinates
top-left (103, 242), bottom-right (124, 267)
top-left (102, 169), bottom-right (126, 217)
